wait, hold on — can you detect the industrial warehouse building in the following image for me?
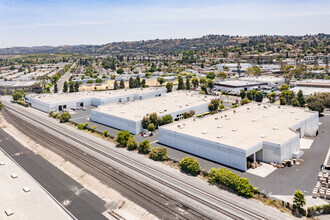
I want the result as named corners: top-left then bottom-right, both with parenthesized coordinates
top-left (25, 87), bottom-right (166, 113)
top-left (159, 103), bottom-right (319, 171)
top-left (214, 80), bottom-right (268, 94)
top-left (91, 91), bottom-right (216, 134)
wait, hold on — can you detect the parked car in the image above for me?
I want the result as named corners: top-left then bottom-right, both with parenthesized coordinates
top-left (141, 132), bottom-right (146, 136)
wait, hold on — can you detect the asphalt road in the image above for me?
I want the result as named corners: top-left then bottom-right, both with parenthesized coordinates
top-left (0, 129), bottom-right (107, 220)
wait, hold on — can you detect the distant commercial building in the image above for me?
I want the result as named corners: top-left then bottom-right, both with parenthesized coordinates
top-left (214, 80), bottom-right (267, 93)
top-left (240, 77), bottom-right (285, 88)
top-left (25, 87), bottom-right (167, 113)
top-left (292, 80), bottom-right (330, 96)
top-left (0, 80), bottom-right (41, 95)
top-left (159, 103), bottom-right (318, 171)
top-left (91, 91), bottom-right (215, 134)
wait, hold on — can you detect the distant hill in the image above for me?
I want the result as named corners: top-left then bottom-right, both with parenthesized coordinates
top-left (0, 34), bottom-right (328, 55)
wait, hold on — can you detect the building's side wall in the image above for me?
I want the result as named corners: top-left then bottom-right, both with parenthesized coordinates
top-left (158, 127), bottom-right (247, 171)
top-left (290, 111), bottom-right (319, 137)
top-left (25, 96), bottom-right (51, 113)
top-left (262, 141), bottom-right (282, 164)
top-left (280, 135), bottom-right (300, 161)
top-left (91, 110), bottom-right (138, 134)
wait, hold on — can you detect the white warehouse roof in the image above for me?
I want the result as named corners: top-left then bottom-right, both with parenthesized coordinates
top-left (161, 103), bottom-right (318, 151)
top-left (93, 91), bottom-right (215, 122)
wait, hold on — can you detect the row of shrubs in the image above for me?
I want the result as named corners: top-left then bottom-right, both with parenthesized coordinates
top-left (116, 130), bottom-right (168, 158)
top-left (17, 100), bottom-right (29, 107)
top-left (48, 111), bottom-right (71, 123)
top-left (208, 168), bottom-right (255, 198)
top-left (307, 204), bottom-right (330, 217)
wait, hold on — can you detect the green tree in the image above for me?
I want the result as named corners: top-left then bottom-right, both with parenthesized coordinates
top-left (255, 92), bottom-right (263, 102)
top-left (12, 91), bottom-right (23, 101)
top-left (266, 92), bottom-right (276, 103)
top-left (63, 81), bottom-right (68, 92)
top-left (95, 78), bottom-right (103, 84)
top-left (59, 112), bottom-right (71, 123)
top-left (292, 98), bottom-right (300, 107)
top-left (166, 82), bottom-right (173, 93)
top-left (103, 130), bottom-right (108, 137)
top-left (207, 79), bottom-right (214, 92)
top-left (74, 81), bottom-right (79, 92)
top-left (241, 98), bottom-right (250, 105)
top-left (217, 71), bottom-right (227, 80)
top-left (149, 113), bottom-right (161, 128)
top-left (0, 101), bottom-right (3, 111)
top-left (240, 90), bottom-right (246, 99)
top-left (54, 83), bottom-right (58, 93)
top-left (280, 84), bottom-right (290, 91)
top-left (179, 157), bottom-right (200, 176)
top-left (206, 72), bottom-right (216, 79)
top-left (10, 65), bottom-right (15, 70)
top-left (306, 95), bottom-right (325, 113)
top-left (127, 137), bottom-right (138, 151)
top-left (246, 91), bottom-right (253, 100)
top-left (293, 190), bottom-right (306, 213)
top-left (191, 78), bottom-right (199, 88)
top-left (199, 78), bottom-right (206, 85)
top-left (280, 97), bottom-right (287, 105)
top-left (157, 77), bottom-right (165, 85)
top-left (201, 85), bottom-right (208, 94)
top-left (281, 90), bottom-right (295, 104)
top-left (297, 90), bottom-right (305, 107)
top-left (116, 68), bottom-right (124, 74)
top-left (177, 76), bottom-right (185, 90)
top-left (161, 115), bottom-right (173, 125)
top-left (116, 130), bottom-right (132, 146)
top-left (147, 123), bottom-right (155, 132)
top-left (281, 65), bottom-right (294, 84)
top-left (141, 79), bottom-right (146, 88)
top-left (69, 82), bottom-right (74, 93)
top-left (246, 65), bottom-right (261, 77)
top-left (119, 79), bottom-right (125, 89)
top-left (113, 80), bottom-right (118, 90)
top-left (142, 116), bottom-right (151, 129)
top-left (138, 140), bottom-right (151, 154)
top-left (185, 78), bottom-right (191, 90)
top-left (150, 147), bottom-right (168, 161)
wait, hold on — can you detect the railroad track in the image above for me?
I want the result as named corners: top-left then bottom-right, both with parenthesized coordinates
top-left (3, 105), bottom-right (269, 220)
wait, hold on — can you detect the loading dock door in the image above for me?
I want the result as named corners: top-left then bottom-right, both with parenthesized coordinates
top-left (58, 105), bottom-right (62, 111)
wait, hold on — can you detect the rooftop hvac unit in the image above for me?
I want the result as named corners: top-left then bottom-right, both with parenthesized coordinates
top-left (261, 135), bottom-right (267, 138)
top-left (215, 117), bottom-right (218, 120)
top-left (232, 128), bottom-right (237, 132)
top-left (202, 131), bottom-right (208, 134)
top-left (217, 125), bottom-right (223, 128)
top-left (5, 209), bottom-right (13, 216)
top-left (226, 117), bottom-right (230, 120)
top-left (291, 111), bottom-right (295, 113)
top-left (263, 115), bottom-right (267, 118)
top-left (217, 135), bottom-right (223, 139)
top-left (23, 187), bottom-right (30, 192)
top-left (0, 161), bottom-right (5, 166)
top-left (296, 117), bottom-right (300, 120)
top-left (11, 174), bottom-right (18, 179)
top-left (252, 119), bottom-right (257, 122)
top-left (273, 127), bottom-right (278, 130)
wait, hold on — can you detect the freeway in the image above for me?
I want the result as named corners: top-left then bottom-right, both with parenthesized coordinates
top-left (2, 101), bottom-right (294, 220)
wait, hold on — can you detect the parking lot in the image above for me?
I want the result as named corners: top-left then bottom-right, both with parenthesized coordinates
top-left (70, 106), bottom-right (330, 197)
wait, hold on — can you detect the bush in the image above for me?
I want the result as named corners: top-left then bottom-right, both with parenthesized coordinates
top-left (241, 98), bottom-right (250, 105)
top-left (138, 140), bottom-right (150, 154)
top-left (17, 100), bottom-right (28, 107)
top-left (60, 112), bottom-right (71, 123)
top-left (208, 168), bottom-right (255, 198)
top-left (179, 157), bottom-right (200, 176)
top-left (77, 123), bottom-right (85, 130)
top-left (116, 130), bottom-right (132, 146)
top-left (147, 123), bottom-right (155, 132)
top-left (232, 104), bottom-right (239, 108)
top-left (12, 91), bottom-right (23, 101)
top-left (49, 111), bottom-right (54, 117)
top-left (95, 78), bottom-right (103, 84)
top-left (280, 97), bottom-right (287, 105)
top-left (53, 113), bottom-right (60, 119)
top-left (219, 104), bottom-right (225, 109)
top-left (161, 115), bottom-right (173, 125)
top-left (141, 116), bottom-right (151, 129)
top-left (103, 130), bottom-right (108, 137)
top-left (91, 125), bottom-right (97, 130)
top-left (127, 137), bottom-right (138, 151)
top-left (149, 147), bottom-right (168, 161)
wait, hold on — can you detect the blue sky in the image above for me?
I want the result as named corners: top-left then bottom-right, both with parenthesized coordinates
top-left (0, 0), bottom-right (329, 48)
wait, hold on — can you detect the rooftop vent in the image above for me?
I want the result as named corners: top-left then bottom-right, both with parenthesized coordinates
top-left (226, 117), bottom-right (230, 120)
top-left (5, 209), bottom-right (13, 216)
top-left (252, 119), bottom-right (257, 122)
top-left (261, 135), bottom-right (267, 138)
top-left (215, 117), bottom-right (218, 120)
top-left (263, 115), bottom-right (267, 118)
top-left (11, 174), bottom-right (18, 179)
top-left (217, 125), bottom-right (223, 128)
top-left (23, 187), bottom-right (30, 192)
top-left (273, 127), bottom-right (278, 130)
top-left (0, 161), bottom-right (5, 166)
top-left (232, 128), bottom-right (237, 132)
top-left (296, 117), bottom-right (300, 120)
top-left (217, 135), bottom-right (223, 139)
top-left (291, 111), bottom-right (295, 113)
top-left (202, 131), bottom-right (208, 134)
